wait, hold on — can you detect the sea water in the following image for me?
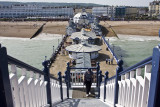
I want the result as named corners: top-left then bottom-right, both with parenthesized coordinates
top-left (106, 34), bottom-right (160, 68)
top-left (0, 33), bottom-right (63, 70)
top-left (0, 33), bottom-right (159, 70)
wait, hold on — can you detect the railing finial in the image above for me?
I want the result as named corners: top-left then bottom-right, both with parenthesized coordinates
top-left (58, 71), bottom-right (63, 102)
top-left (117, 59), bottom-right (123, 72)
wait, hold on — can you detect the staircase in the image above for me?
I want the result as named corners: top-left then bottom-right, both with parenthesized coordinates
top-left (0, 45), bottom-right (160, 107)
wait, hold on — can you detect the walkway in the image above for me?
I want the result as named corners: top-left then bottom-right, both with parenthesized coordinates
top-left (54, 99), bottom-right (109, 107)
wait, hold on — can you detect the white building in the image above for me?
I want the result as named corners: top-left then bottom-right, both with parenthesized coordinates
top-left (66, 42), bottom-right (101, 59)
top-left (73, 9), bottom-right (94, 26)
top-left (149, 0), bottom-right (160, 17)
top-left (0, 4), bottom-right (74, 18)
top-left (92, 6), bottom-right (115, 18)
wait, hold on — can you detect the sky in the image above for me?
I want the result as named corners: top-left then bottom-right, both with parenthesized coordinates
top-left (0, 0), bottom-right (155, 6)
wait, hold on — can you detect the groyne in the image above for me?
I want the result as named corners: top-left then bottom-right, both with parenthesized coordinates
top-left (30, 23), bottom-right (46, 39)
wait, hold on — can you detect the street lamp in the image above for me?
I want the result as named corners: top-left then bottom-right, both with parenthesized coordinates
top-left (53, 46), bottom-right (54, 54)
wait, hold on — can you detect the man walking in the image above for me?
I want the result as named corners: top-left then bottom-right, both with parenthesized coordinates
top-left (84, 68), bottom-right (93, 97)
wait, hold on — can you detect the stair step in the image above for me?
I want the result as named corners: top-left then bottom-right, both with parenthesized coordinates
top-left (72, 88), bottom-right (96, 98)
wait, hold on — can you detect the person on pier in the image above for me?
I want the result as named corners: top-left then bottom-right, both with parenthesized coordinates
top-left (84, 68), bottom-right (94, 97)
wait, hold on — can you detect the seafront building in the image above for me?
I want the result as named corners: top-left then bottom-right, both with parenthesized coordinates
top-left (92, 6), bottom-right (115, 18)
top-left (149, 0), bottom-right (160, 18)
top-left (115, 6), bottom-right (126, 18)
top-left (0, 4), bottom-right (74, 18)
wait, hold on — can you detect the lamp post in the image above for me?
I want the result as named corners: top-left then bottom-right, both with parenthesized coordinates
top-left (53, 46), bottom-right (54, 54)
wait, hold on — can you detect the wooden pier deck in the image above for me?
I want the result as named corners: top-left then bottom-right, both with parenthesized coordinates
top-left (50, 36), bottom-right (117, 78)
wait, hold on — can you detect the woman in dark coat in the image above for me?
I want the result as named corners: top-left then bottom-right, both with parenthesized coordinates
top-left (84, 69), bottom-right (93, 97)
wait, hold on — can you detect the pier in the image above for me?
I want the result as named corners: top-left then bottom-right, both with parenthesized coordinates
top-left (0, 9), bottom-right (160, 107)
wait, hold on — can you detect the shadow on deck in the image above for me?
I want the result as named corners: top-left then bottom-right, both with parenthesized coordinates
top-left (54, 99), bottom-right (109, 107)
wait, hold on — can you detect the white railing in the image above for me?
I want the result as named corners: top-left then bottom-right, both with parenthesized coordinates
top-left (9, 64), bottom-right (49, 107)
top-left (116, 64), bottom-right (152, 107)
top-left (62, 83), bottom-right (68, 99)
top-left (100, 77), bottom-right (115, 106)
top-left (6, 54), bottom-right (68, 107)
top-left (50, 79), bottom-right (61, 105)
top-left (99, 56), bottom-right (154, 107)
top-left (70, 71), bottom-right (97, 88)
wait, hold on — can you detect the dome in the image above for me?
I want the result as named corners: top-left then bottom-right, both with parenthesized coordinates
top-left (73, 12), bottom-right (93, 19)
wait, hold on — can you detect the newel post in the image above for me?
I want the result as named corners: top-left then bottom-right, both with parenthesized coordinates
top-left (104, 71), bottom-right (109, 102)
top-left (64, 70), bottom-right (69, 99)
top-left (58, 72), bottom-right (63, 102)
top-left (96, 62), bottom-right (100, 87)
top-left (0, 47), bottom-right (14, 107)
top-left (66, 62), bottom-right (71, 88)
top-left (148, 45), bottom-right (160, 107)
top-left (42, 60), bottom-right (52, 106)
top-left (98, 70), bottom-right (102, 98)
top-left (114, 60), bottom-right (123, 106)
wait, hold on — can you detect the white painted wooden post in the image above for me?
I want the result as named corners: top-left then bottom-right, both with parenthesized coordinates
top-left (27, 71), bottom-right (34, 107)
top-left (34, 73), bottom-right (40, 107)
top-left (136, 68), bottom-right (143, 107)
top-left (141, 64), bottom-right (152, 107)
top-left (130, 71), bottom-right (136, 107)
top-left (18, 68), bottom-right (28, 107)
top-left (22, 68), bottom-right (30, 107)
top-left (121, 75), bottom-right (125, 106)
top-left (125, 73), bottom-right (131, 107)
top-left (9, 64), bottom-right (21, 107)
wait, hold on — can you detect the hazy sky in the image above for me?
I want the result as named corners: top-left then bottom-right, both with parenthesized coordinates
top-left (0, 0), bottom-right (154, 6)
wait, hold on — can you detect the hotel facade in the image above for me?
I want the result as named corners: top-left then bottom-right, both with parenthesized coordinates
top-left (0, 4), bottom-right (74, 18)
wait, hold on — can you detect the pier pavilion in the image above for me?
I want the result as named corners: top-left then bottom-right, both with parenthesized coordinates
top-left (73, 8), bottom-right (94, 29)
top-left (70, 28), bottom-right (97, 44)
top-left (65, 42), bottom-right (101, 59)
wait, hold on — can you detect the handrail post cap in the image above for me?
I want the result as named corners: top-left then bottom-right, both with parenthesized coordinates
top-left (117, 59), bottom-right (123, 67)
top-left (105, 71), bottom-right (109, 76)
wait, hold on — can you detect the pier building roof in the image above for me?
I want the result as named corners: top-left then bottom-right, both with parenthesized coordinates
top-left (65, 43), bottom-right (101, 53)
top-left (76, 53), bottom-right (91, 68)
top-left (70, 28), bottom-right (97, 40)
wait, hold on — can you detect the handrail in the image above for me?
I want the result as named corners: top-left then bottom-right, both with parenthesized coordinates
top-left (103, 56), bottom-right (152, 82)
top-left (69, 67), bottom-right (97, 70)
top-left (8, 55), bottom-right (59, 81)
top-left (8, 55), bottom-right (45, 75)
top-left (119, 56), bottom-right (152, 76)
top-left (107, 75), bottom-right (116, 81)
top-left (101, 35), bottom-right (119, 63)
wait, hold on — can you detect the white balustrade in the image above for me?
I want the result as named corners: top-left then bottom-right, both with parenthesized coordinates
top-left (70, 71), bottom-right (97, 88)
top-left (62, 83), bottom-right (67, 99)
top-left (116, 64), bottom-right (152, 107)
top-left (100, 83), bottom-right (104, 101)
top-left (100, 63), bottom-right (152, 107)
top-left (9, 63), bottom-right (65, 107)
top-left (50, 79), bottom-right (61, 105)
top-left (105, 78), bottom-right (115, 106)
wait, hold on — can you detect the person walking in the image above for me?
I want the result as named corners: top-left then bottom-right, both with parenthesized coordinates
top-left (84, 68), bottom-right (93, 97)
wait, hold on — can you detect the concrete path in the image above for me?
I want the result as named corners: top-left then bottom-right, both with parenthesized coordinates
top-left (54, 98), bottom-right (109, 107)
